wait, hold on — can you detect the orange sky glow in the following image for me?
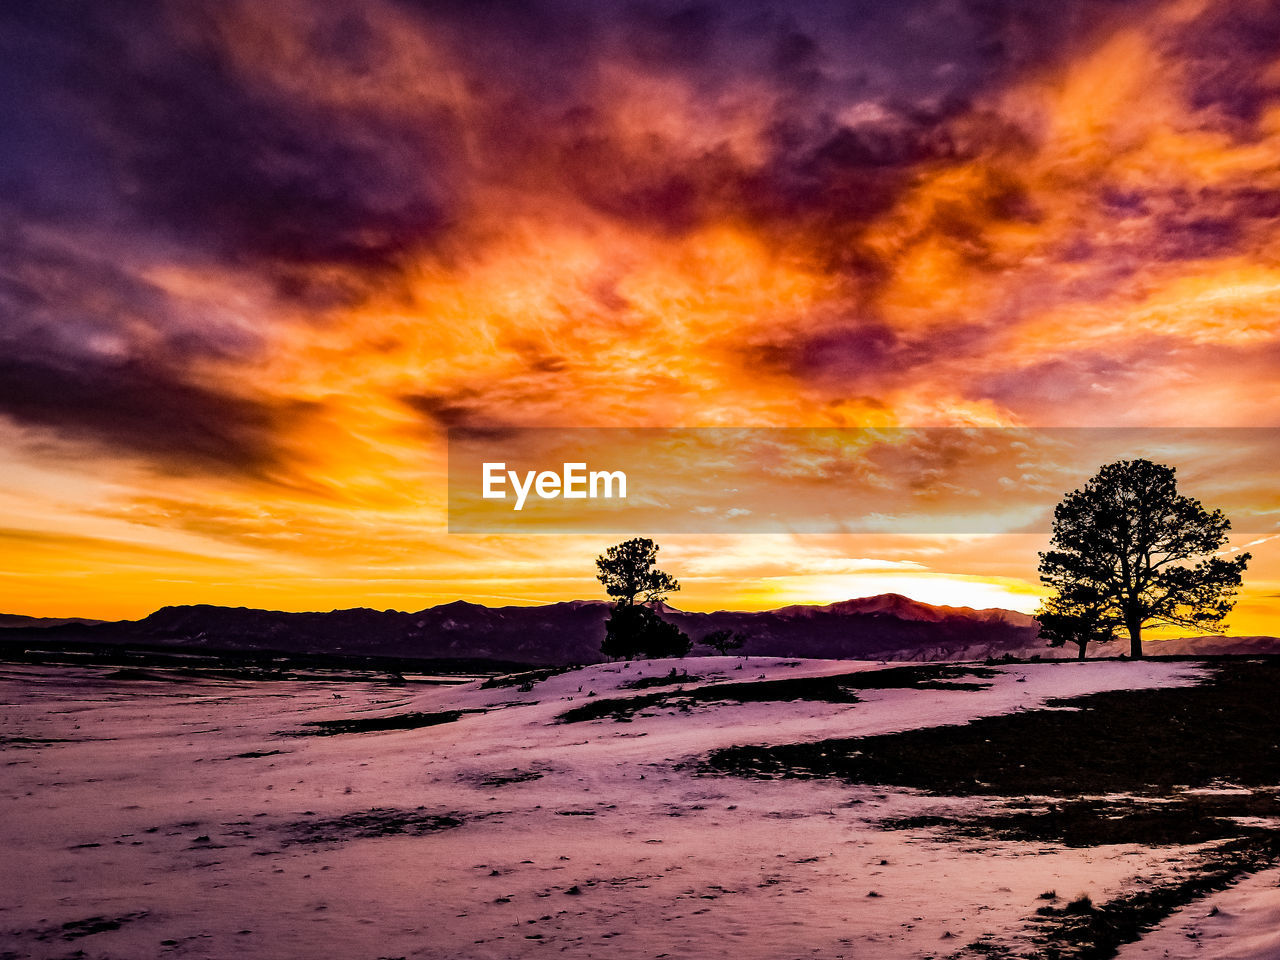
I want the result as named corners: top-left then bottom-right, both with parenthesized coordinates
top-left (1, 0), bottom-right (1278, 638)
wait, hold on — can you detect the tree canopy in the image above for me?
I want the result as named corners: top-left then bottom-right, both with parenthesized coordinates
top-left (702, 628), bottom-right (745, 656)
top-left (601, 603), bottom-right (692, 660)
top-left (1037, 458), bottom-right (1250, 659)
top-left (595, 537), bottom-right (679, 607)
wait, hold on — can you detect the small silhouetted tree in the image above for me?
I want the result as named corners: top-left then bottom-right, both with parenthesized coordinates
top-left (1037, 589), bottom-right (1115, 660)
top-left (596, 538), bottom-right (689, 659)
top-left (1038, 459), bottom-right (1250, 659)
top-left (702, 629), bottom-right (745, 656)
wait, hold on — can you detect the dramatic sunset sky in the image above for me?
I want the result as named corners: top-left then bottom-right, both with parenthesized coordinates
top-left (2, 0), bottom-right (1278, 634)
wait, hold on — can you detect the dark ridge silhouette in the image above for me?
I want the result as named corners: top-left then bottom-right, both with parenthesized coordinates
top-left (0, 614), bottom-right (104, 628)
top-left (0, 594), bottom-right (1274, 667)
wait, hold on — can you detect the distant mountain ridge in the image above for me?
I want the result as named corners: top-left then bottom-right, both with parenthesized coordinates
top-left (0, 614), bottom-right (105, 629)
top-left (1143, 634), bottom-right (1280, 657)
top-left (0, 594), bottom-right (1272, 665)
top-left (767, 594), bottom-right (1037, 626)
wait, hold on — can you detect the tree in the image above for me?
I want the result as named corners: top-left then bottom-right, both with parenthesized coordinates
top-left (601, 604), bottom-right (692, 660)
top-left (1036, 589), bottom-right (1115, 660)
top-left (596, 538), bottom-right (688, 659)
top-left (596, 537), bottom-right (680, 607)
top-left (1037, 458), bottom-right (1250, 659)
top-left (701, 629), bottom-right (745, 656)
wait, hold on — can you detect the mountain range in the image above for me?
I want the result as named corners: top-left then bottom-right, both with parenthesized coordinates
top-left (0, 614), bottom-right (105, 629)
top-left (0, 595), bottom-right (1273, 666)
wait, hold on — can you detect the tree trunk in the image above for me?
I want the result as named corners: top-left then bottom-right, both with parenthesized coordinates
top-left (1127, 617), bottom-right (1143, 659)
top-left (1076, 641), bottom-right (1087, 660)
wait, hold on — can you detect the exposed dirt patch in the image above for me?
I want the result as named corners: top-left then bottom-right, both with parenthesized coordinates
top-left (558, 663), bottom-right (996, 723)
top-left (480, 666), bottom-right (577, 690)
top-left (1005, 834), bottom-right (1280, 960)
top-left (622, 669), bottom-right (703, 690)
top-left (838, 663), bottom-right (1000, 690)
top-left (883, 792), bottom-right (1280, 847)
top-left (28, 911), bottom-right (150, 942)
top-left (278, 708), bottom-right (485, 737)
top-left (703, 661), bottom-right (1280, 796)
top-left (285, 807), bottom-right (464, 844)
top-left (0, 735), bottom-right (79, 747)
top-left (460, 767), bottom-right (546, 789)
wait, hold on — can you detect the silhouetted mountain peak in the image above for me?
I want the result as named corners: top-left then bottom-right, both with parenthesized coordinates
top-left (1, 594), bottom-right (1051, 664)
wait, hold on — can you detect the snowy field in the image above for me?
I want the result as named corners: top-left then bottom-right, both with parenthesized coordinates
top-left (2, 656), bottom-right (1276, 960)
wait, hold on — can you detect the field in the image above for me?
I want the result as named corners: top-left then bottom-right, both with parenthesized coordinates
top-left (3, 656), bottom-right (1279, 959)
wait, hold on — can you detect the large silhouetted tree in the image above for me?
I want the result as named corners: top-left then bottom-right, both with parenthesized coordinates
top-left (596, 538), bottom-right (689, 659)
top-left (596, 537), bottom-right (679, 607)
top-left (1037, 459), bottom-right (1250, 659)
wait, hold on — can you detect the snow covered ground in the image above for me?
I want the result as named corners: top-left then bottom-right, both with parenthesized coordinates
top-left (1, 656), bottom-right (1263, 959)
top-left (1115, 865), bottom-right (1280, 960)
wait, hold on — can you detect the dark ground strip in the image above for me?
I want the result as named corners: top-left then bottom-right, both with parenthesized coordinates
top-left (278, 707), bottom-right (486, 736)
top-left (702, 661), bottom-right (1280, 795)
top-left (622, 669), bottom-right (703, 689)
top-left (976, 833), bottom-right (1280, 960)
top-left (286, 807), bottom-right (464, 843)
top-left (480, 665), bottom-right (577, 689)
top-left (475, 768), bottom-right (544, 788)
top-left (16, 911), bottom-right (152, 944)
top-left (557, 663), bottom-right (997, 723)
top-left (883, 792), bottom-right (1280, 847)
top-left (0, 735), bottom-right (81, 747)
top-left (0, 638), bottom-right (524, 682)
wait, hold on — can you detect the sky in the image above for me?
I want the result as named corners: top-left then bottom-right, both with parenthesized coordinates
top-left (1, 0), bottom-right (1278, 633)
